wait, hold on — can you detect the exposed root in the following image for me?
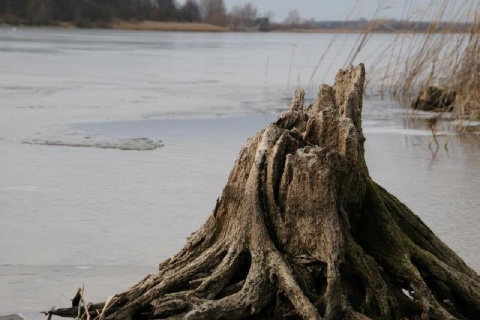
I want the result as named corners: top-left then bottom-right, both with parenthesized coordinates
top-left (193, 245), bottom-right (246, 299)
top-left (269, 250), bottom-right (322, 320)
top-left (106, 241), bottom-right (229, 319)
top-left (411, 249), bottom-right (480, 319)
top-left (185, 255), bottom-right (272, 320)
top-left (343, 236), bottom-right (398, 318)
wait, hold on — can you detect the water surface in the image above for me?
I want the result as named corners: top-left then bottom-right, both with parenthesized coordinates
top-left (0, 28), bottom-right (479, 317)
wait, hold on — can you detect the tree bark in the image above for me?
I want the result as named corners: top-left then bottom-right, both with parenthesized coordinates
top-left (50, 64), bottom-right (480, 320)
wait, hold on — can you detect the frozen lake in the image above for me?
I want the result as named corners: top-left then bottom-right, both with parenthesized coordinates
top-left (0, 28), bottom-right (479, 318)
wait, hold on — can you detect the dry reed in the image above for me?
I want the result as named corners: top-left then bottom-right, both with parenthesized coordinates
top-left (363, 0), bottom-right (479, 124)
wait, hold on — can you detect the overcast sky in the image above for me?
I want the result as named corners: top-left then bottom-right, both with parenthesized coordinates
top-left (178, 0), bottom-right (478, 22)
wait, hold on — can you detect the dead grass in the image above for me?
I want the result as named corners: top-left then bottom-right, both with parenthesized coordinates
top-left (362, 0), bottom-right (479, 123)
top-left (307, 0), bottom-right (479, 128)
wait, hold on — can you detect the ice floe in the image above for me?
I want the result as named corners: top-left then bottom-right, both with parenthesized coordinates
top-left (23, 136), bottom-right (164, 151)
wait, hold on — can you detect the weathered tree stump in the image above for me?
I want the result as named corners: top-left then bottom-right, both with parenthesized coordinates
top-left (50, 64), bottom-right (480, 320)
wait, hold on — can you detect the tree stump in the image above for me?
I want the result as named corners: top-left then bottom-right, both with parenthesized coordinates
top-left (50, 64), bottom-right (480, 320)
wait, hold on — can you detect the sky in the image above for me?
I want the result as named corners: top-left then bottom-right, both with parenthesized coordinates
top-left (178, 0), bottom-right (479, 22)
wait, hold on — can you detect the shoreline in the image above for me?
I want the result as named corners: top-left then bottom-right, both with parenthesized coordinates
top-left (0, 20), bottom-right (231, 32)
top-left (0, 20), bottom-right (475, 34)
top-left (109, 20), bottom-right (230, 32)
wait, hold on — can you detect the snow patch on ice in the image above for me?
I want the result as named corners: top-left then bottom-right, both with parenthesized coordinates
top-left (23, 136), bottom-right (164, 151)
top-left (402, 288), bottom-right (415, 300)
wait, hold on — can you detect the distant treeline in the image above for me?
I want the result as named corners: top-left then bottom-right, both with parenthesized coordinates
top-left (0, 0), bottom-right (260, 29)
top-left (0, 0), bottom-right (203, 26)
top-left (0, 0), bottom-right (474, 32)
top-left (280, 19), bottom-right (475, 33)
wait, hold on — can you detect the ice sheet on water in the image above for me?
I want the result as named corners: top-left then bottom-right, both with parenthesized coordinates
top-left (0, 314), bottom-right (25, 320)
top-left (22, 135), bottom-right (164, 151)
